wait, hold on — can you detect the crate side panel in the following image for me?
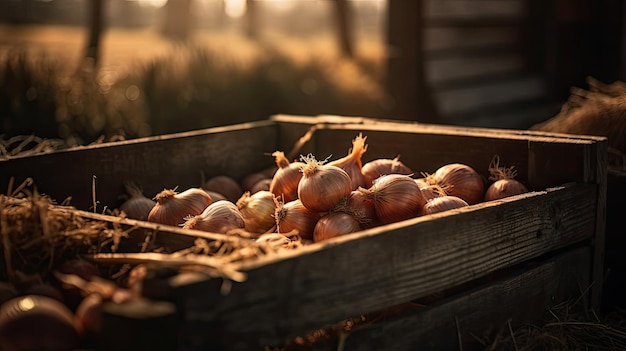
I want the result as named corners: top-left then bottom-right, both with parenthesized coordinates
top-left (176, 184), bottom-right (597, 349)
top-left (342, 246), bottom-right (591, 351)
top-left (0, 124), bottom-right (278, 211)
top-left (309, 127), bottom-right (598, 191)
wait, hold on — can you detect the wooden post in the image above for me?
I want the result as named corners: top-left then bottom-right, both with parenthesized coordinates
top-left (385, 0), bottom-right (438, 122)
top-left (84, 0), bottom-right (104, 66)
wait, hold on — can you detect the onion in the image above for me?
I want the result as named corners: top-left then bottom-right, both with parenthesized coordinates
top-left (204, 175), bottom-right (243, 203)
top-left (420, 195), bottom-right (469, 215)
top-left (360, 174), bottom-right (426, 225)
top-left (313, 212), bottom-right (362, 242)
top-left (298, 154), bottom-right (352, 212)
top-left (362, 156), bottom-right (413, 188)
top-left (415, 179), bottom-right (446, 201)
top-left (344, 189), bottom-right (377, 227)
top-left (240, 172), bottom-right (271, 192)
top-left (148, 187), bottom-right (212, 227)
top-left (269, 151), bottom-right (305, 203)
top-left (74, 293), bottom-right (104, 344)
top-left (119, 182), bottom-right (156, 221)
top-left (182, 200), bottom-right (245, 234)
top-left (250, 178), bottom-right (271, 194)
top-left (0, 295), bottom-right (80, 351)
top-left (328, 133), bottom-right (368, 190)
top-left (236, 190), bottom-right (277, 233)
top-left (484, 155), bottom-right (529, 201)
top-left (274, 199), bottom-right (319, 240)
top-left (425, 163), bottom-right (485, 205)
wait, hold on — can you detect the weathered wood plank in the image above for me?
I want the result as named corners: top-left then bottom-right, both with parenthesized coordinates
top-left (425, 0), bottom-right (525, 20)
top-left (434, 76), bottom-right (548, 116)
top-left (426, 54), bottom-right (524, 84)
top-left (337, 247), bottom-right (592, 351)
top-left (0, 120), bottom-right (278, 211)
top-left (173, 184), bottom-right (596, 349)
top-left (424, 26), bottom-right (520, 52)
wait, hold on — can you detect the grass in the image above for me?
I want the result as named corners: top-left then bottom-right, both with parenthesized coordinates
top-left (0, 24), bottom-right (388, 146)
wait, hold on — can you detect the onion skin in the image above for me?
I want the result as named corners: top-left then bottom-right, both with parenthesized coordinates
top-left (203, 175), bottom-right (243, 203)
top-left (250, 178), bottom-right (271, 194)
top-left (148, 187), bottom-right (212, 227)
top-left (119, 183), bottom-right (156, 221)
top-left (362, 174), bottom-right (426, 225)
top-left (345, 189), bottom-right (377, 226)
top-left (274, 199), bottom-right (318, 240)
top-left (314, 212), bottom-right (362, 242)
top-left (328, 133), bottom-right (368, 190)
top-left (484, 179), bottom-right (528, 201)
top-left (362, 156), bottom-right (413, 188)
top-left (240, 172), bottom-right (270, 193)
top-left (269, 151), bottom-right (304, 203)
top-left (182, 200), bottom-right (245, 234)
top-left (0, 295), bottom-right (81, 351)
top-left (420, 195), bottom-right (469, 215)
top-left (236, 190), bottom-right (277, 233)
top-left (427, 163), bottom-right (485, 205)
top-left (298, 155), bottom-right (352, 213)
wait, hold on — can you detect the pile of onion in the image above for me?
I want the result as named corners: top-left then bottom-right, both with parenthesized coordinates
top-left (313, 211), bottom-right (362, 242)
top-left (269, 151), bottom-right (304, 203)
top-left (203, 175), bottom-right (243, 203)
top-left (328, 133), bottom-right (368, 190)
top-left (424, 163), bottom-right (485, 205)
top-left (484, 155), bottom-right (528, 201)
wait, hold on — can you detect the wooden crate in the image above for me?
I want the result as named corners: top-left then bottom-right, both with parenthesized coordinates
top-left (0, 115), bottom-right (607, 350)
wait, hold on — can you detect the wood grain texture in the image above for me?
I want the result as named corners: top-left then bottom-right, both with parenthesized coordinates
top-left (175, 184), bottom-right (597, 349)
top-left (0, 120), bottom-right (277, 211)
top-left (332, 247), bottom-right (591, 351)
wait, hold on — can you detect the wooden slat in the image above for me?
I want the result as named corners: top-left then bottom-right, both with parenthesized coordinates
top-left (426, 54), bottom-right (524, 84)
top-left (337, 247), bottom-right (591, 351)
top-left (174, 184), bottom-right (596, 349)
top-left (425, 0), bottom-right (525, 20)
top-left (424, 26), bottom-right (520, 52)
top-left (0, 120), bottom-right (278, 211)
top-left (434, 76), bottom-right (548, 116)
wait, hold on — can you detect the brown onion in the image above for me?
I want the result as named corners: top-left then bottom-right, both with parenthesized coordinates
top-left (298, 154), bottom-right (352, 212)
top-left (182, 200), bottom-right (245, 234)
top-left (203, 175), bottom-right (243, 203)
top-left (484, 155), bottom-right (528, 201)
top-left (362, 156), bottom-right (413, 188)
top-left (0, 295), bottom-right (81, 351)
top-left (426, 163), bottom-right (485, 205)
top-left (274, 199), bottom-right (318, 240)
top-left (148, 187), bottom-right (212, 227)
top-left (240, 172), bottom-right (271, 192)
top-left (360, 174), bottom-right (426, 225)
top-left (119, 182), bottom-right (156, 221)
top-left (250, 178), bottom-right (271, 194)
top-left (269, 151), bottom-right (305, 202)
top-left (344, 189), bottom-right (377, 227)
top-left (313, 212), bottom-right (362, 242)
top-left (236, 190), bottom-right (277, 233)
top-left (328, 133), bottom-right (368, 190)
top-left (415, 179), bottom-right (446, 201)
top-left (420, 195), bottom-right (469, 215)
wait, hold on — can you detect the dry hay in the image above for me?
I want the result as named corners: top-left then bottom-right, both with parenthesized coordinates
top-left (531, 77), bottom-right (626, 169)
top-left (0, 178), bottom-right (128, 285)
top-left (484, 305), bottom-right (626, 351)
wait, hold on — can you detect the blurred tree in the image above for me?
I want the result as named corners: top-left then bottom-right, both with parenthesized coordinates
top-left (333, 0), bottom-right (354, 58)
top-left (85, 0), bottom-right (104, 67)
top-left (245, 0), bottom-right (258, 39)
top-left (160, 0), bottom-right (193, 41)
